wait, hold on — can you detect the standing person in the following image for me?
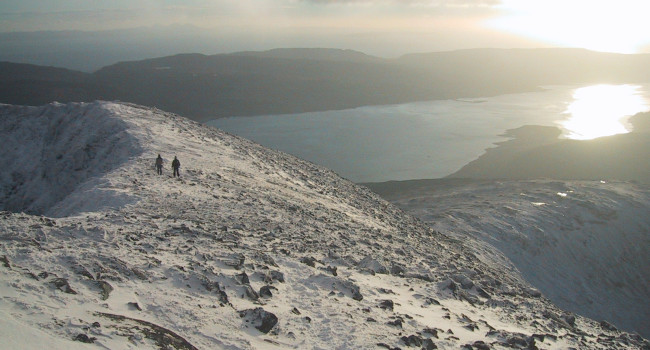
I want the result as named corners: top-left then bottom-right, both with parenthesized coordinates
top-left (155, 154), bottom-right (164, 175)
top-left (171, 156), bottom-right (181, 177)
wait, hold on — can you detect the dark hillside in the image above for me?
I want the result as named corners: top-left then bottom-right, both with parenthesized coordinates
top-left (2, 48), bottom-right (650, 120)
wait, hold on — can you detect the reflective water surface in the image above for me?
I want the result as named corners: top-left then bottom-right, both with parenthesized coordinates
top-left (209, 84), bottom-right (650, 182)
top-left (560, 84), bottom-right (650, 140)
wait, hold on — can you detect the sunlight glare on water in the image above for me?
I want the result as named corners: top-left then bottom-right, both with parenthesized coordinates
top-left (560, 84), bottom-right (650, 140)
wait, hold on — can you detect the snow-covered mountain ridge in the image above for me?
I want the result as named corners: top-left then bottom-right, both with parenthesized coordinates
top-left (1, 101), bottom-right (647, 349)
top-left (367, 179), bottom-right (650, 339)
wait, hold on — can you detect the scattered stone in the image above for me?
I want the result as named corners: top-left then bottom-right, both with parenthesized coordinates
top-left (291, 307), bottom-right (301, 315)
top-left (127, 302), bottom-right (142, 311)
top-left (453, 274), bottom-right (474, 290)
top-left (507, 335), bottom-right (528, 347)
top-left (476, 287), bottom-right (491, 299)
top-left (472, 340), bottom-right (490, 350)
top-left (97, 280), bottom-right (113, 300)
top-left (243, 285), bottom-right (259, 300)
top-left (0, 255), bottom-right (10, 269)
top-left (224, 254), bottom-right (245, 269)
top-left (259, 285), bottom-right (277, 298)
top-left (300, 256), bottom-right (317, 267)
top-left (239, 308), bottom-right (278, 334)
top-left (600, 320), bottom-right (618, 332)
top-left (422, 328), bottom-right (439, 338)
top-left (74, 334), bottom-right (96, 343)
top-left (235, 272), bottom-right (250, 285)
top-left (390, 263), bottom-right (405, 276)
top-left (50, 278), bottom-right (77, 294)
top-left (564, 315), bottom-right (576, 327)
top-left (255, 252), bottom-right (278, 267)
top-left (96, 312), bottom-right (198, 350)
top-left (379, 299), bottom-right (394, 311)
top-left (443, 279), bottom-right (458, 292)
top-left (378, 288), bottom-right (395, 295)
top-left (203, 280), bottom-right (229, 305)
top-left (266, 270), bottom-right (285, 284)
top-left (357, 256), bottom-right (388, 274)
top-left (401, 334), bottom-right (423, 347)
top-left (387, 318), bottom-right (403, 328)
top-left (324, 265), bottom-right (338, 276)
top-left (422, 338), bottom-right (438, 350)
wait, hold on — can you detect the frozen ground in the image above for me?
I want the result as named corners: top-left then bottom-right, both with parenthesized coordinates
top-left (366, 178), bottom-right (650, 339)
top-left (1, 101), bottom-right (648, 349)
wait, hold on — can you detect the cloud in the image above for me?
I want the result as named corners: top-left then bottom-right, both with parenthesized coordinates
top-left (299, 0), bottom-right (500, 5)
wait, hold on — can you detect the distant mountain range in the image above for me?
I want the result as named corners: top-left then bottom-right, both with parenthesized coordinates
top-left (2, 48), bottom-right (650, 121)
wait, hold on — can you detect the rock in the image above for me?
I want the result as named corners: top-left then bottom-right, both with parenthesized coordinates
top-left (524, 287), bottom-right (542, 298)
top-left (387, 318), bottom-right (403, 328)
top-left (442, 279), bottom-right (458, 292)
top-left (50, 278), bottom-right (77, 294)
top-left (507, 335), bottom-right (528, 347)
top-left (472, 340), bottom-right (490, 350)
top-left (325, 265), bottom-right (338, 276)
top-left (239, 308), bottom-right (278, 334)
top-left (453, 274), bottom-right (475, 290)
top-left (401, 334), bottom-right (423, 347)
top-left (424, 297), bottom-right (440, 306)
top-left (96, 312), bottom-right (198, 350)
top-left (235, 272), bottom-right (250, 285)
top-left (600, 320), bottom-right (618, 332)
top-left (0, 255), bottom-right (10, 269)
top-left (422, 338), bottom-right (438, 350)
top-left (379, 299), bottom-right (394, 311)
top-left (266, 270), bottom-right (285, 283)
top-left (476, 286), bottom-right (491, 299)
top-left (127, 302), bottom-right (142, 311)
top-left (422, 327), bottom-right (439, 338)
top-left (342, 280), bottom-right (363, 301)
top-left (203, 280), bottom-right (230, 305)
top-left (564, 315), bottom-right (576, 327)
top-left (291, 307), bottom-right (301, 315)
top-left (357, 256), bottom-right (388, 274)
top-left (255, 252), bottom-right (278, 267)
top-left (259, 285), bottom-right (277, 298)
top-left (300, 256), bottom-right (317, 267)
top-left (390, 263), bottom-right (406, 276)
top-left (243, 285), bottom-right (259, 300)
top-left (97, 280), bottom-right (113, 300)
top-left (74, 334), bottom-right (96, 343)
top-left (224, 253), bottom-right (245, 269)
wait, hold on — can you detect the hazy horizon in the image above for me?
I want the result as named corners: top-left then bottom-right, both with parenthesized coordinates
top-left (2, 1), bottom-right (650, 60)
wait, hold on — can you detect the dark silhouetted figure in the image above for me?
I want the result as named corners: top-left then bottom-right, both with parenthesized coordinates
top-left (172, 156), bottom-right (181, 177)
top-left (155, 154), bottom-right (163, 175)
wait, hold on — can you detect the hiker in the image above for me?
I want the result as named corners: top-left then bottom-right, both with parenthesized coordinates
top-left (155, 154), bottom-right (163, 175)
top-left (172, 156), bottom-right (181, 177)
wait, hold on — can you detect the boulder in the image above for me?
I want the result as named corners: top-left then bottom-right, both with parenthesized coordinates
top-left (239, 308), bottom-right (278, 334)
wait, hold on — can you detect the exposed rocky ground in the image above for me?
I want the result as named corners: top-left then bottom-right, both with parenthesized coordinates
top-left (1, 101), bottom-right (648, 349)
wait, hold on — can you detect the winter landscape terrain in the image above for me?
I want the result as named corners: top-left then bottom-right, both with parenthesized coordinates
top-left (1, 101), bottom-right (649, 349)
top-left (366, 179), bottom-right (650, 340)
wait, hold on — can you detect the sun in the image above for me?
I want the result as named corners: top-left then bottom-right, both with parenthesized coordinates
top-left (487, 0), bottom-right (650, 53)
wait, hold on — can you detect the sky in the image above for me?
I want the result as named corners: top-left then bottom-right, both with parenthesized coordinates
top-left (1, 0), bottom-right (650, 56)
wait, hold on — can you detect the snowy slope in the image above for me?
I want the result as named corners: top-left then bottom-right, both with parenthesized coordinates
top-left (368, 179), bottom-right (650, 339)
top-left (1, 101), bottom-right (648, 349)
